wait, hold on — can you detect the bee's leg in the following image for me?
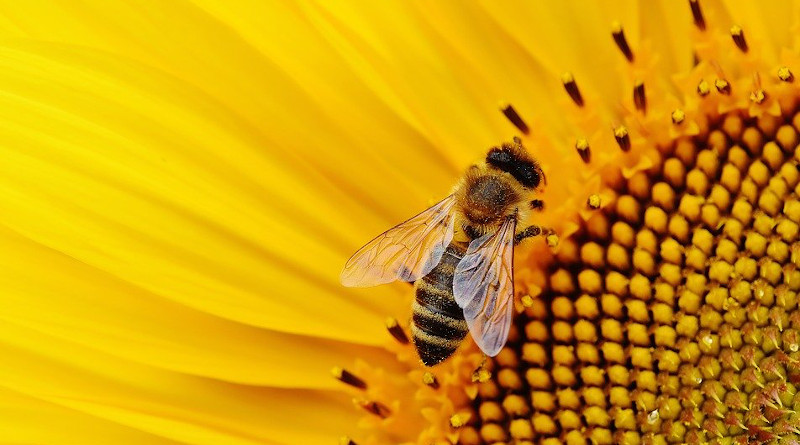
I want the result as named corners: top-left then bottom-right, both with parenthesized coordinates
top-left (514, 225), bottom-right (554, 245)
top-left (530, 199), bottom-right (545, 211)
top-left (463, 224), bottom-right (481, 241)
top-left (471, 354), bottom-right (492, 382)
top-left (514, 225), bottom-right (540, 244)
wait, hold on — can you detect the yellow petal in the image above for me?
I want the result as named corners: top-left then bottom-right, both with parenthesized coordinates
top-left (0, 41), bottom-right (414, 343)
top-left (0, 387), bottom-right (184, 444)
top-left (0, 224), bottom-right (404, 388)
top-left (0, 319), bottom-right (359, 445)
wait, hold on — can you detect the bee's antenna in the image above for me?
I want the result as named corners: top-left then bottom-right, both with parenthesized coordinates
top-left (531, 157), bottom-right (547, 187)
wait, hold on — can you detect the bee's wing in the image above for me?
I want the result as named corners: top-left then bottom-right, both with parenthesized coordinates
top-left (340, 195), bottom-right (457, 287)
top-left (453, 217), bottom-right (515, 357)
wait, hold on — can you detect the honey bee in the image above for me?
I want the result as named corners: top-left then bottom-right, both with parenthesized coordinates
top-left (340, 138), bottom-right (551, 366)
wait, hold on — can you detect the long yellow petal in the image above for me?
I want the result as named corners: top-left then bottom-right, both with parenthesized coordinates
top-left (0, 224), bottom-right (404, 388)
top-left (0, 41), bottom-right (416, 343)
top-left (0, 387), bottom-right (184, 445)
top-left (0, 319), bottom-right (359, 445)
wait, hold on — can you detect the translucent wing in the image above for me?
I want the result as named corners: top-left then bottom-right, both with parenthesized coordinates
top-left (453, 217), bottom-right (516, 356)
top-left (340, 195), bottom-right (457, 287)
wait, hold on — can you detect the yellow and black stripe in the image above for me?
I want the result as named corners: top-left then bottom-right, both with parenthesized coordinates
top-left (411, 242), bottom-right (469, 366)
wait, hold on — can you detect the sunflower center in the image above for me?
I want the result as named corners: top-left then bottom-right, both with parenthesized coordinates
top-left (333, 3), bottom-right (800, 444)
top-left (459, 113), bottom-right (800, 445)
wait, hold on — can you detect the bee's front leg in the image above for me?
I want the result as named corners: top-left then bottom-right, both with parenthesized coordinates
top-left (530, 199), bottom-right (544, 211)
top-left (514, 225), bottom-right (553, 245)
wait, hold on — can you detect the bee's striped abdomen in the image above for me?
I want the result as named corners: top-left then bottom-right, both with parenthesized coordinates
top-left (411, 242), bottom-right (469, 366)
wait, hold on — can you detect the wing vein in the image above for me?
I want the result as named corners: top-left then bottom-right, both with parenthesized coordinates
top-left (340, 195), bottom-right (457, 287)
top-left (453, 217), bottom-right (516, 356)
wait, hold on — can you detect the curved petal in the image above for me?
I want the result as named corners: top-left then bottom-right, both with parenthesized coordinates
top-left (1, 222), bottom-right (404, 389)
top-left (0, 320), bottom-right (360, 445)
top-left (0, 41), bottom-right (420, 344)
top-left (0, 387), bottom-right (184, 445)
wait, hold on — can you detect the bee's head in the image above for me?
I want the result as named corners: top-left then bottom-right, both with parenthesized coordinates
top-left (485, 140), bottom-right (545, 190)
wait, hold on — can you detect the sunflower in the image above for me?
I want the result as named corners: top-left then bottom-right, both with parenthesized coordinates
top-left (0, 1), bottom-right (798, 444)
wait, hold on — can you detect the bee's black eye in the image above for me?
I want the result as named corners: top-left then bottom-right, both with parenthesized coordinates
top-left (486, 148), bottom-right (513, 169)
top-left (515, 164), bottom-right (540, 188)
top-left (486, 145), bottom-right (543, 188)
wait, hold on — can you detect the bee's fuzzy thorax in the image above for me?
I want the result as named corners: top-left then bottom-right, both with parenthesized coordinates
top-left (454, 163), bottom-right (536, 239)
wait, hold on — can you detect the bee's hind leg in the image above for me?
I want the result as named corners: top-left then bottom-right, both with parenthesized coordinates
top-left (471, 354), bottom-right (492, 382)
top-left (514, 224), bottom-right (554, 245)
